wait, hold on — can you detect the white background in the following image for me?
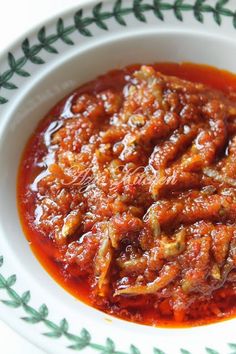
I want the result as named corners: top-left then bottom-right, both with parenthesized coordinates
top-left (0, 1), bottom-right (83, 353)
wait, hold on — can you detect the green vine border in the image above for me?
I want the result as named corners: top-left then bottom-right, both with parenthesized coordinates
top-left (1, 0), bottom-right (236, 353)
top-left (1, 0), bottom-right (236, 104)
top-left (1, 255), bottom-right (236, 354)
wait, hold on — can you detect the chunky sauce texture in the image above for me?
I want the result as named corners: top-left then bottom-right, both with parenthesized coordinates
top-left (18, 63), bottom-right (236, 327)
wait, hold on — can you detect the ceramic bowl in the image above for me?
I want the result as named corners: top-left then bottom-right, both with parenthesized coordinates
top-left (1, 1), bottom-right (236, 353)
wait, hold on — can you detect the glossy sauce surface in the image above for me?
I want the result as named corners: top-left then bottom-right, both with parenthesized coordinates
top-left (18, 62), bottom-right (236, 327)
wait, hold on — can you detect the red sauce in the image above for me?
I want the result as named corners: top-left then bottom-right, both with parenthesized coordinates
top-left (18, 62), bottom-right (236, 327)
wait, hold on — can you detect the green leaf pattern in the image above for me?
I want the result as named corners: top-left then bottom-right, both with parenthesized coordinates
top-left (0, 255), bottom-right (235, 353)
top-left (0, 0), bottom-right (236, 104)
top-left (1, 0), bottom-right (236, 352)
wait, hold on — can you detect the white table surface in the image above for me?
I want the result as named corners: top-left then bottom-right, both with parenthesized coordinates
top-left (0, 2), bottom-right (84, 352)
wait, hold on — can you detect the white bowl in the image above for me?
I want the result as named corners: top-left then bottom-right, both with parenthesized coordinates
top-left (1, 1), bottom-right (236, 353)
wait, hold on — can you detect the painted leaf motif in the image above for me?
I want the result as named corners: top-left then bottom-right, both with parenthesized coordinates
top-left (1, 300), bottom-right (21, 308)
top-left (8, 53), bottom-right (16, 69)
top-left (61, 36), bottom-right (74, 45)
top-left (174, 8), bottom-right (183, 21)
top-left (57, 18), bottom-right (64, 34)
top-left (159, 3), bottom-right (173, 10)
top-left (68, 342), bottom-right (88, 350)
top-left (29, 56), bottom-right (45, 65)
top-left (28, 44), bottom-right (41, 57)
top-left (39, 304), bottom-right (49, 318)
top-left (15, 57), bottom-right (27, 69)
top-left (0, 0), bottom-right (236, 107)
top-left (21, 316), bottom-right (42, 324)
top-left (93, 2), bottom-right (103, 14)
top-left (130, 344), bottom-right (141, 354)
top-left (0, 70), bottom-right (13, 84)
top-left (93, 3), bottom-right (109, 30)
top-left (37, 27), bottom-right (46, 42)
top-left (7, 287), bottom-right (21, 303)
top-left (21, 291), bottom-right (31, 304)
top-left (21, 38), bottom-right (30, 56)
top-left (216, 0), bottom-right (229, 7)
top-left (0, 97), bottom-right (8, 104)
top-left (43, 331), bottom-right (62, 338)
top-left (153, 348), bottom-right (166, 354)
top-left (78, 27), bottom-right (92, 37)
top-left (228, 343), bottom-right (236, 349)
top-left (95, 19), bottom-right (108, 30)
top-left (23, 304), bottom-right (42, 318)
top-left (80, 328), bottom-right (91, 343)
top-left (133, 0), bottom-right (147, 22)
top-left (194, 9), bottom-right (204, 23)
top-left (0, 0), bottom-right (235, 352)
top-left (15, 69), bottom-right (30, 77)
top-left (180, 349), bottom-right (192, 354)
top-left (44, 45), bottom-right (58, 54)
top-left (1, 82), bottom-right (17, 90)
top-left (44, 319), bottom-right (61, 331)
top-left (153, 7), bottom-right (164, 20)
top-left (60, 318), bottom-right (69, 332)
top-left (106, 338), bottom-right (115, 351)
top-left (213, 11), bottom-right (221, 25)
top-left (205, 348), bottom-right (220, 354)
top-left (113, 0), bottom-right (127, 25)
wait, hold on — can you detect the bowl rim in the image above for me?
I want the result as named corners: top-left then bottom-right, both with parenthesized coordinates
top-left (1, 1), bottom-right (236, 353)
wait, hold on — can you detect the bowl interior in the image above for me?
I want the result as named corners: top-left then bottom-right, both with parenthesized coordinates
top-left (1, 30), bottom-right (236, 346)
